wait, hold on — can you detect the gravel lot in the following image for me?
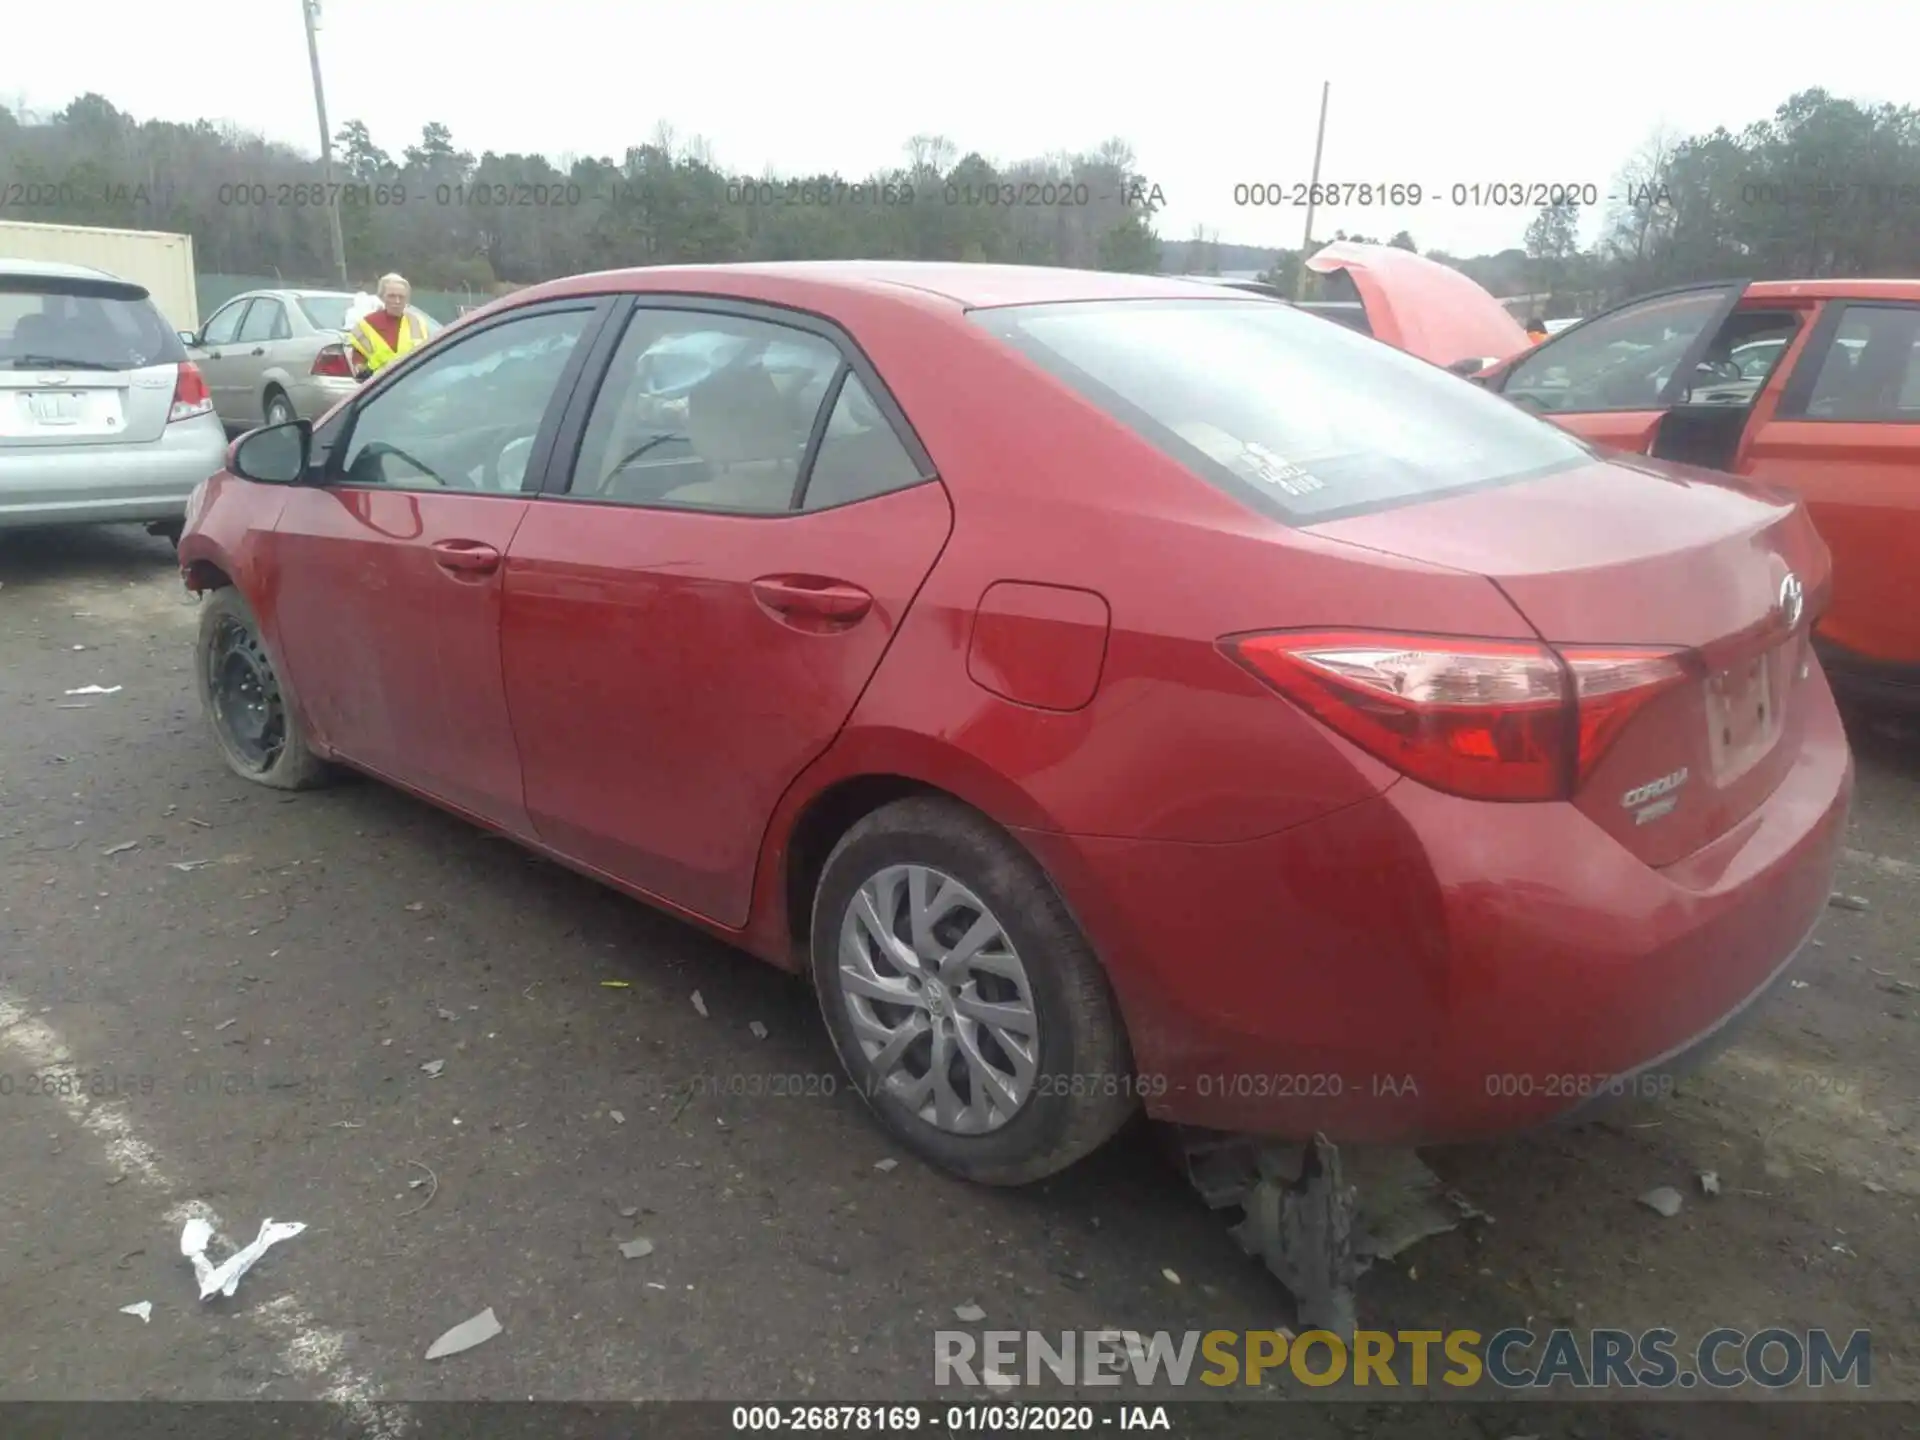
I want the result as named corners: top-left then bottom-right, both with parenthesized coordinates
top-left (2, 525), bottom-right (1916, 1435)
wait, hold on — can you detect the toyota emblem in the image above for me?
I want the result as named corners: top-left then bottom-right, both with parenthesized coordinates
top-left (1779, 572), bottom-right (1804, 631)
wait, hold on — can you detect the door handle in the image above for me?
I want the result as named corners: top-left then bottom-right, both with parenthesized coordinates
top-left (431, 540), bottom-right (502, 575)
top-left (751, 576), bottom-right (872, 623)
top-left (250, 347), bottom-right (266, 357)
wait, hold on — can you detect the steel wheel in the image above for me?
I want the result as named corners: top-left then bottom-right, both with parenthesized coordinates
top-left (206, 614), bottom-right (286, 772)
top-left (836, 863), bottom-right (1039, 1135)
top-left (265, 394), bottom-right (296, 426)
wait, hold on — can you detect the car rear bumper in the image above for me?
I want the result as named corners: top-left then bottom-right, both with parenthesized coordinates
top-left (1016, 667), bottom-right (1854, 1145)
top-left (283, 375), bottom-right (359, 422)
top-left (0, 412), bottom-right (228, 530)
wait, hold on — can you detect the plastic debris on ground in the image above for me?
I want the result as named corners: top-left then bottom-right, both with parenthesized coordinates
top-left (425, 1307), bottom-right (502, 1360)
top-left (420, 1060), bottom-right (445, 1078)
top-left (1827, 893), bottom-right (1871, 912)
top-left (119, 1301), bottom-right (152, 1323)
top-left (691, 991), bottom-right (708, 1018)
top-left (102, 840), bottom-right (140, 856)
top-left (180, 1215), bottom-right (307, 1300)
top-left (1698, 1170), bottom-right (1721, 1196)
top-left (1639, 1186), bottom-right (1684, 1218)
top-left (954, 1303), bottom-right (986, 1322)
top-left (600, 980), bottom-right (630, 989)
top-left (873, 1158), bottom-right (898, 1173)
top-left (169, 860), bottom-right (213, 871)
top-left (619, 1237), bottom-right (655, 1260)
top-left (64, 685), bottom-right (122, 696)
top-left (749, 1021), bottom-right (768, 1040)
top-left (610, 1110), bottom-right (626, 1125)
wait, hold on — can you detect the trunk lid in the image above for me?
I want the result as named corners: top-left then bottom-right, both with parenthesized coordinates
top-left (1306, 241), bottom-right (1533, 371)
top-left (0, 363), bottom-right (177, 446)
top-left (1311, 455), bottom-right (1831, 866)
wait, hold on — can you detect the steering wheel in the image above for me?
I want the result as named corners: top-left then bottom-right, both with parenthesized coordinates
top-left (358, 439), bottom-right (449, 488)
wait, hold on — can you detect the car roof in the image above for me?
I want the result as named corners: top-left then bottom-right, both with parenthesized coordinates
top-left (521, 260), bottom-right (1246, 312)
top-left (0, 256), bottom-right (127, 284)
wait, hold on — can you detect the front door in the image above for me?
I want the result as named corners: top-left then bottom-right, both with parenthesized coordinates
top-left (229, 296), bottom-right (290, 429)
top-left (1491, 282), bottom-right (1750, 453)
top-left (501, 300), bottom-right (953, 926)
top-left (1742, 300), bottom-right (1920, 668)
top-left (265, 299), bottom-right (609, 833)
top-left (190, 297), bottom-right (255, 426)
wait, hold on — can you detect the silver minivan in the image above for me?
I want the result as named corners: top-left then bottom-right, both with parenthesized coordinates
top-left (1, 258), bottom-right (229, 540)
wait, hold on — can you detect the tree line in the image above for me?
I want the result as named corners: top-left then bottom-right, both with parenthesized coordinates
top-left (2, 87), bottom-right (1915, 315)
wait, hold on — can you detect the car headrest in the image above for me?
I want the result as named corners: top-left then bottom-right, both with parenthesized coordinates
top-left (686, 364), bottom-right (799, 467)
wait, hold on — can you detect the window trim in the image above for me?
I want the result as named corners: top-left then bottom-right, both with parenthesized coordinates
top-left (535, 293), bottom-right (937, 516)
top-left (1775, 300), bottom-right (1920, 424)
top-left (319, 296), bottom-right (620, 496)
top-left (1496, 280), bottom-right (1752, 415)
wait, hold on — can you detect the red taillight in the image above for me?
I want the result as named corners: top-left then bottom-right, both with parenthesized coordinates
top-left (1225, 630), bottom-right (1688, 802)
top-left (311, 343), bottom-right (354, 379)
top-left (169, 361), bottom-right (212, 422)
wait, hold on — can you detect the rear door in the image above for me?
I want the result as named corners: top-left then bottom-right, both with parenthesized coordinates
top-left (501, 297), bottom-right (953, 926)
top-left (1742, 299), bottom-right (1920, 668)
top-left (266, 298), bottom-right (611, 832)
top-left (1488, 283), bottom-right (1750, 453)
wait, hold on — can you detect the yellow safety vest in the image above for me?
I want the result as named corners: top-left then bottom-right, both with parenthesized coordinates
top-left (350, 311), bottom-right (429, 372)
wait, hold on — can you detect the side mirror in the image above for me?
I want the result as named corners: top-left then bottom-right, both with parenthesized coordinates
top-left (228, 419), bottom-right (313, 485)
top-left (1446, 356), bottom-right (1496, 377)
top-left (178, 330), bottom-right (200, 348)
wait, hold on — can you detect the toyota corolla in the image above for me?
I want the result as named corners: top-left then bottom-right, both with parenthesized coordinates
top-left (178, 260), bottom-right (1853, 1192)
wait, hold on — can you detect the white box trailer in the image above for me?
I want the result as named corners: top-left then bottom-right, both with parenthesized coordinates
top-left (0, 219), bottom-right (199, 332)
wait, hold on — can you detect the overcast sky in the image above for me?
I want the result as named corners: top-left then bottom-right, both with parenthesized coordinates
top-left (5, 0), bottom-right (1909, 259)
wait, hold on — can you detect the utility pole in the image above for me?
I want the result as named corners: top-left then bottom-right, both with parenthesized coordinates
top-left (302, 0), bottom-right (350, 288)
top-left (1296, 82), bottom-right (1331, 299)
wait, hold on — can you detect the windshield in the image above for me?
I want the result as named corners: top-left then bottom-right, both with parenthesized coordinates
top-left (973, 298), bottom-right (1591, 523)
top-left (298, 295), bottom-right (354, 332)
top-left (0, 279), bottom-right (186, 370)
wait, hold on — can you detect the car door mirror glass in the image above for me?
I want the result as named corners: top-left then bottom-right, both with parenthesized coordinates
top-left (230, 420), bottom-right (312, 484)
top-left (178, 330), bottom-right (199, 348)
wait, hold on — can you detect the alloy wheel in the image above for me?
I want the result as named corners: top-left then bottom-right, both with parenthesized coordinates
top-left (836, 863), bottom-right (1039, 1134)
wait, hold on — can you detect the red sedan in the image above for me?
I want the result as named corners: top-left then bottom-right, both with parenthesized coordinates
top-left (180, 261), bottom-right (1852, 1187)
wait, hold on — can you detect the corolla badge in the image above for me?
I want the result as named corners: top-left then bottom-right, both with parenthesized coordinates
top-left (1778, 572), bottom-right (1804, 631)
top-left (1622, 767), bottom-right (1689, 824)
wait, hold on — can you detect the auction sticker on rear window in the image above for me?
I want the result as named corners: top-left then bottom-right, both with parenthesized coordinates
top-left (1237, 442), bottom-right (1324, 497)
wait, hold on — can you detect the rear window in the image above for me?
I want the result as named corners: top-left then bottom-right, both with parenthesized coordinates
top-left (0, 275), bottom-right (186, 371)
top-left (298, 295), bottom-right (353, 331)
top-left (972, 298), bottom-right (1590, 523)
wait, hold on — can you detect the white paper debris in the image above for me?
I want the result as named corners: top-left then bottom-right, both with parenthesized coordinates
top-left (873, 1158), bottom-right (898, 1173)
top-left (955, 1303), bottom-right (986, 1322)
top-left (170, 860), bottom-right (213, 872)
top-left (214, 1019), bottom-right (237, 1031)
top-left (1639, 1186), bottom-right (1684, 1218)
top-left (749, 1021), bottom-right (768, 1040)
top-left (1698, 1170), bottom-right (1721, 1196)
top-left (619, 1237), bottom-right (655, 1260)
top-left (420, 1060), bottom-right (445, 1078)
top-left (426, 1307), bottom-right (502, 1359)
top-left (179, 1215), bottom-right (306, 1300)
top-left (1790, 980), bottom-right (1810, 989)
top-left (691, 991), bottom-right (708, 1018)
top-left (119, 1301), bottom-right (152, 1323)
top-left (65, 685), bottom-right (122, 696)
top-left (102, 840), bottom-right (140, 856)
top-left (1162, 1268), bottom-right (1181, 1285)
top-left (610, 1110), bottom-right (626, 1125)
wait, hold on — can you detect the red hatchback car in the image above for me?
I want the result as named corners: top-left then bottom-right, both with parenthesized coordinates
top-left (180, 261), bottom-right (1852, 1191)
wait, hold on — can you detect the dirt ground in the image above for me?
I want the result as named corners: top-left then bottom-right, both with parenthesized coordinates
top-left (1, 524), bottom-right (1916, 1435)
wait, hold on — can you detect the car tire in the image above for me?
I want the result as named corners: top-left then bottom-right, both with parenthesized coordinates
top-left (193, 587), bottom-right (331, 791)
top-left (810, 795), bottom-right (1135, 1186)
top-left (264, 391), bottom-right (296, 428)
